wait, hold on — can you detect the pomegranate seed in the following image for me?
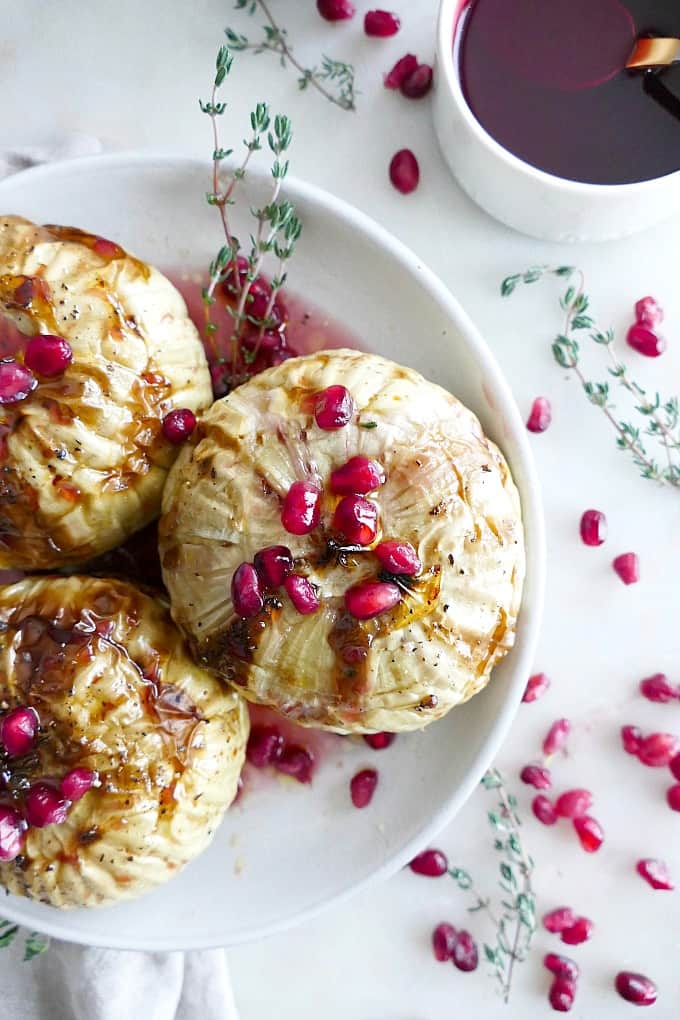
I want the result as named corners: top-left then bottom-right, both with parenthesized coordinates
top-left (543, 907), bottom-right (576, 934)
top-left (666, 784), bottom-right (680, 811)
top-left (532, 794), bottom-right (558, 825)
top-left (222, 254), bottom-right (249, 295)
top-left (275, 744), bottom-right (315, 784)
top-left (635, 296), bottom-right (664, 327)
top-left (409, 848), bottom-right (448, 877)
top-left (384, 53), bottom-right (418, 89)
top-left (24, 334), bottom-right (73, 377)
top-left (0, 359), bottom-right (37, 404)
top-left (520, 764), bottom-right (552, 790)
top-left (317, 0), bottom-right (355, 20)
top-left (162, 408), bottom-right (197, 444)
top-left (374, 539), bottom-right (421, 576)
top-left (432, 922), bottom-right (458, 962)
top-left (363, 732), bottom-right (395, 750)
top-left (243, 278), bottom-right (273, 321)
top-left (350, 768), bottom-right (378, 808)
top-left (389, 149), bottom-right (420, 194)
top-left (523, 672), bottom-right (550, 703)
top-left (246, 725), bottom-right (284, 768)
top-left (580, 509), bottom-right (607, 546)
top-left (25, 783), bottom-right (70, 827)
top-left (636, 858), bottom-right (674, 890)
top-left (0, 706), bottom-right (38, 757)
top-left (669, 753), bottom-right (680, 781)
top-left (543, 718), bottom-right (571, 757)
top-left (555, 788), bottom-right (593, 819)
top-left (330, 456), bottom-right (385, 495)
top-left (544, 953), bottom-right (580, 982)
top-left (549, 978), bottom-right (576, 1012)
top-left (254, 545), bottom-right (293, 588)
top-left (626, 323), bottom-right (665, 358)
top-left (60, 767), bottom-right (97, 801)
top-left (615, 972), bottom-right (657, 1006)
top-left (281, 480), bottom-right (322, 535)
top-left (401, 64), bottom-right (433, 99)
top-left (639, 673), bottom-right (678, 703)
top-left (622, 724), bottom-right (643, 755)
top-left (345, 580), bottom-right (401, 620)
top-left (613, 552), bottom-right (639, 585)
top-left (364, 9), bottom-right (401, 36)
top-left (452, 930), bottom-right (478, 972)
top-left (638, 732), bottom-right (679, 767)
top-left (231, 562), bottom-right (264, 619)
top-left (0, 805), bottom-right (25, 861)
top-left (526, 396), bottom-right (552, 433)
top-left (284, 574), bottom-right (320, 615)
top-left (561, 916), bottom-right (594, 945)
top-left (573, 816), bottom-right (604, 853)
top-left (332, 495), bottom-right (378, 546)
top-left (93, 237), bottom-right (123, 259)
top-left (314, 385), bottom-right (354, 430)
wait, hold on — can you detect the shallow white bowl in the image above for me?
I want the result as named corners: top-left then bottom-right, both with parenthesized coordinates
top-left (0, 153), bottom-right (544, 950)
top-left (434, 0), bottom-right (680, 242)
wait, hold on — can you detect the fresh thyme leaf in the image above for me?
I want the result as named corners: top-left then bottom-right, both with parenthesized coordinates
top-left (360, 421), bottom-right (378, 429)
top-left (23, 932), bottom-right (49, 961)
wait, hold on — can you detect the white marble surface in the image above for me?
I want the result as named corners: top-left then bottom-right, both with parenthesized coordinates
top-left (4, 1), bottom-right (680, 1016)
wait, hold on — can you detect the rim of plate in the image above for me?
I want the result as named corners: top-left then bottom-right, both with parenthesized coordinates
top-left (0, 152), bottom-right (545, 950)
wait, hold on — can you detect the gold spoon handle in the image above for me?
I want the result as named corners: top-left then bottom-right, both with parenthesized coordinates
top-left (627, 37), bottom-right (680, 70)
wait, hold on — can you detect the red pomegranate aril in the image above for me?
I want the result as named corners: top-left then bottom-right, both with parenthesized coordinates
top-left (615, 971), bottom-right (657, 1006)
top-left (314, 385), bottom-right (355, 430)
top-left (246, 725), bottom-right (284, 768)
top-left (350, 768), bottom-right (378, 808)
top-left (162, 408), bottom-right (197, 444)
top-left (549, 978), bottom-right (576, 1012)
top-left (580, 509), bottom-right (607, 547)
top-left (635, 295), bottom-right (663, 327)
top-left (332, 495), bottom-right (378, 546)
top-left (281, 480), bottom-right (322, 535)
top-left (543, 718), bottom-right (571, 757)
top-left (275, 744), bottom-right (315, 784)
top-left (0, 805), bottom-right (25, 862)
top-left (638, 732), bottom-right (679, 767)
top-left (222, 254), bottom-right (249, 295)
top-left (666, 784), bottom-right (680, 811)
top-left (669, 753), bottom-right (680, 781)
top-left (389, 149), bottom-right (420, 194)
top-left (384, 53), bottom-right (418, 89)
top-left (626, 323), bottom-right (665, 358)
top-left (0, 359), bottom-right (37, 404)
top-left (364, 9), bottom-right (401, 36)
top-left (622, 725), bottom-right (643, 756)
top-left (254, 545), bottom-right (293, 588)
top-left (245, 279), bottom-right (274, 322)
top-left (330, 456), bottom-right (385, 495)
top-left (544, 953), bottom-right (580, 982)
top-left (401, 64), bottom-right (433, 99)
top-left (24, 335), bottom-right (73, 377)
top-left (522, 672), bottom-right (550, 703)
top-left (0, 706), bottom-right (38, 757)
top-left (573, 816), bottom-right (604, 853)
top-left (543, 907), bottom-right (576, 934)
top-left (284, 574), bottom-right (320, 615)
top-left (432, 922), bottom-right (458, 962)
top-left (363, 732), bottom-right (395, 750)
top-left (555, 788), bottom-right (593, 819)
top-left (520, 764), bottom-right (552, 790)
top-left (639, 673), bottom-right (678, 703)
top-left (561, 916), bottom-right (594, 945)
top-left (374, 539), bottom-right (421, 576)
top-left (345, 580), bottom-right (401, 620)
top-left (526, 396), bottom-right (552, 433)
top-left (25, 783), bottom-right (70, 827)
top-left (409, 848), bottom-right (448, 877)
top-left (613, 552), bottom-right (639, 585)
top-left (452, 930), bottom-right (478, 972)
top-left (93, 236), bottom-right (123, 259)
top-left (636, 858), bottom-right (674, 891)
top-left (60, 767), bottom-right (97, 801)
top-left (532, 794), bottom-right (558, 825)
top-left (231, 563), bottom-right (264, 619)
top-left (317, 0), bottom-right (355, 20)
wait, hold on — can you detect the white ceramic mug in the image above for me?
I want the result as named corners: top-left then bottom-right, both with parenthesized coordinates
top-left (433, 0), bottom-right (680, 242)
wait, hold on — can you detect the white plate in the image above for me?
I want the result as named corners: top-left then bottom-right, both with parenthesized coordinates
top-left (0, 154), bottom-right (544, 950)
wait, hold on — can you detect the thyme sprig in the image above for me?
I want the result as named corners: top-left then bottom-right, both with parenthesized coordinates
top-left (226, 0), bottom-right (357, 111)
top-left (449, 770), bottom-right (535, 1003)
top-left (0, 919), bottom-right (49, 961)
top-left (502, 265), bottom-right (680, 487)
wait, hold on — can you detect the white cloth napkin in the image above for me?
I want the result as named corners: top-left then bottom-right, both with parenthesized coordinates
top-left (0, 137), bottom-right (240, 1020)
